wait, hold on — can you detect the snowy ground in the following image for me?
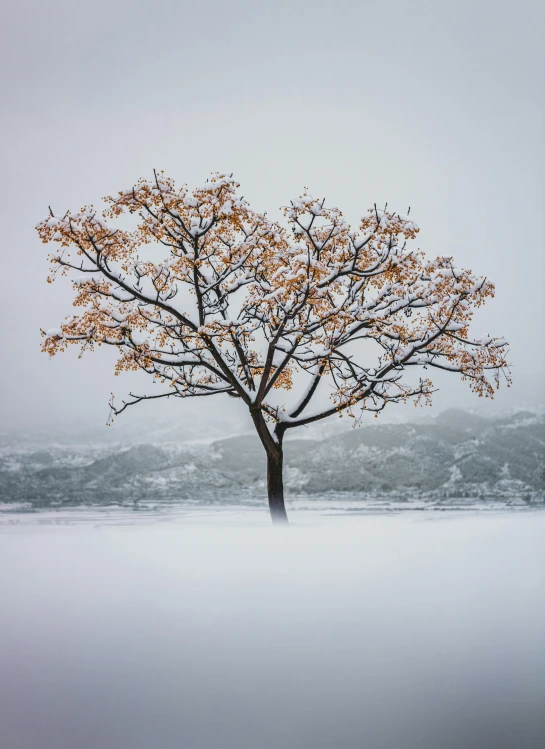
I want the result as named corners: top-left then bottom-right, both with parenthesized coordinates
top-left (0, 509), bottom-right (544, 749)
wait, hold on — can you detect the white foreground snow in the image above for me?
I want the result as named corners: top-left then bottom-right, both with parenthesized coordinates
top-left (0, 510), bottom-right (544, 749)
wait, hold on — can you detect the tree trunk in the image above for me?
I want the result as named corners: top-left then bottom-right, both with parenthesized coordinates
top-left (266, 445), bottom-right (288, 524)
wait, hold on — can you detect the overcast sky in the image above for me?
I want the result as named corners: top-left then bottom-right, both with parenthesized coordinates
top-left (1, 0), bottom-right (543, 432)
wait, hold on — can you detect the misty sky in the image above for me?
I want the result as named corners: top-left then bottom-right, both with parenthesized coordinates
top-left (1, 0), bottom-right (543, 431)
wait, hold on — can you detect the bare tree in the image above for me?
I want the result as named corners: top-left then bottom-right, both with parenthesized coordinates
top-left (37, 173), bottom-right (510, 522)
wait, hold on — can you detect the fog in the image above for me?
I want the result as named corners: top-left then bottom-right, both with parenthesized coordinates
top-left (1, 511), bottom-right (544, 749)
top-left (1, 0), bottom-right (544, 431)
top-left (1, 5), bottom-right (543, 747)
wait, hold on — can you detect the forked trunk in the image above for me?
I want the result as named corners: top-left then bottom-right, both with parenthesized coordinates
top-left (267, 446), bottom-right (288, 524)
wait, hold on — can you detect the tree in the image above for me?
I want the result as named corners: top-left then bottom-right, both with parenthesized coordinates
top-left (37, 173), bottom-right (510, 523)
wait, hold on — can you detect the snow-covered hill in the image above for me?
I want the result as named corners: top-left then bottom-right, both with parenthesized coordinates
top-left (0, 410), bottom-right (543, 509)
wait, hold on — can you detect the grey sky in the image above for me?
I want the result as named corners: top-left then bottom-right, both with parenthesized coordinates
top-left (1, 0), bottom-right (543, 431)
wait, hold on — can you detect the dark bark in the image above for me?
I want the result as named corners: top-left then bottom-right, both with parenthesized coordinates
top-left (266, 444), bottom-right (288, 524)
top-left (248, 405), bottom-right (289, 524)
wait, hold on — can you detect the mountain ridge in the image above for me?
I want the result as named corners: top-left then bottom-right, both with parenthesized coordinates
top-left (1, 410), bottom-right (543, 509)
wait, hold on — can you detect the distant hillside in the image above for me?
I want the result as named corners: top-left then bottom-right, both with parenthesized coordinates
top-left (0, 410), bottom-right (543, 509)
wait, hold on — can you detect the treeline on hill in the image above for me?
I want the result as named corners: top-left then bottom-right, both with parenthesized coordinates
top-left (0, 410), bottom-right (543, 508)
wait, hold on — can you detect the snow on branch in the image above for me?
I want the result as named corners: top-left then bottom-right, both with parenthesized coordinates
top-left (37, 173), bottom-right (510, 428)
